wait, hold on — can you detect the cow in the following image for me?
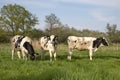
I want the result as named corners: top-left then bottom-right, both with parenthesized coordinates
top-left (67, 36), bottom-right (109, 60)
top-left (11, 35), bottom-right (36, 60)
top-left (39, 35), bottom-right (58, 61)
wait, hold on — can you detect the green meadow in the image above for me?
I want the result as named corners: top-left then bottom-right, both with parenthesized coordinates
top-left (0, 43), bottom-right (120, 80)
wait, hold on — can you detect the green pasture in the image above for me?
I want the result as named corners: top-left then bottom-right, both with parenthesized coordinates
top-left (0, 43), bottom-right (120, 80)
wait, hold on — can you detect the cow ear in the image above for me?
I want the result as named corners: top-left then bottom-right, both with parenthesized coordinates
top-left (55, 35), bottom-right (58, 39)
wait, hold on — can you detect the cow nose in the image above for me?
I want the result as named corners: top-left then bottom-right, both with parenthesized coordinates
top-left (106, 42), bottom-right (109, 46)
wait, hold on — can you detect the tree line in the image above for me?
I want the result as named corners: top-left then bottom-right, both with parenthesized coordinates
top-left (0, 4), bottom-right (120, 44)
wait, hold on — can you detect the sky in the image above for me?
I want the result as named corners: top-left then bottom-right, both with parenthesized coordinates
top-left (0, 0), bottom-right (120, 32)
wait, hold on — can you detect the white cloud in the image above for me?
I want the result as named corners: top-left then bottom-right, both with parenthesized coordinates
top-left (53, 0), bottom-right (120, 9)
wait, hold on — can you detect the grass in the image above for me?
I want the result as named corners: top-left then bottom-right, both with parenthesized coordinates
top-left (0, 43), bottom-right (120, 80)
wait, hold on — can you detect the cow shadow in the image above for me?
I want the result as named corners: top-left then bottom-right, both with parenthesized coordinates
top-left (35, 51), bottom-right (120, 61)
top-left (72, 55), bottom-right (120, 60)
top-left (58, 52), bottom-right (120, 61)
top-left (94, 55), bottom-right (120, 60)
top-left (57, 55), bottom-right (67, 60)
top-left (35, 53), bottom-right (52, 61)
top-left (57, 52), bottom-right (89, 61)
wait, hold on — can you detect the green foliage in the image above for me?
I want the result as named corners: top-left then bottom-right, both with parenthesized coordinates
top-left (81, 29), bottom-right (106, 37)
top-left (0, 29), bottom-right (11, 43)
top-left (106, 23), bottom-right (120, 43)
top-left (0, 4), bottom-right (38, 36)
top-left (27, 29), bottom-right (44, 39)
top-left (0, 44), bottom-right (120, 80)
top-left (45, 25), bottom-right (106, 43)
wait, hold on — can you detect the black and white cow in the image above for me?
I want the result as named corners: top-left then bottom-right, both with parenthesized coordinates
top-left (67, 36), bottom-right (109, 60)
top-left (39, 35), bottom-right (58, 61)
top-left (11, 35), bottom-right (36, 60)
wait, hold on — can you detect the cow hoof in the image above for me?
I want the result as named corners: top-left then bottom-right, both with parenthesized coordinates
top-left (90, 59), bottom-right (92, 61)
top-left (67, 56), bottom-right (71, 60)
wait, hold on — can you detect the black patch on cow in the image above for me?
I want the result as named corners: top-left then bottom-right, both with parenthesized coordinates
top-left (44, 36), bottom-right (50, 47)
top-left (15, 36), bottom-right (25, 48)
top-left (23, 42), bottom-right (35, 60)
top-left (53, 36), bottom-right (57, 42)
top-left (53, 36), bottom-right (58, 47)
top-left (74, 40), bottom-right (77, 43)
top-left (93, 37), bottom-right (103, 48)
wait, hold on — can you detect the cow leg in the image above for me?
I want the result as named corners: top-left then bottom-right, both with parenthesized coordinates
top-left (24, 49), bottom-right (28, 60)
top-left (22, 50), bottom-right (27, 60)
top-left (26, 53), bottom-right (28, 60)
top-left (89, 49), bottom-right (93, 60)
top-left (17, 51), bottom-right (21, 59)
top-left (67, 48), bottom-right (73, 60)
top-left (41, 50), bottom-right (45, 60)
top-left (54, 51), bottom-right (56, 61)
top-left (12, 49), bottom-right (15, 60)
top-left (93, 48), bottom-right (98, 53)
top-left (49, 50), bottom-right (53, 62)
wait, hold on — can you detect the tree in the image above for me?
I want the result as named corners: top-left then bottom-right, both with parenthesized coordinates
top-left (45, 13), bottom-right (61, 35)
top-left (28, 29), bottom-right (44, 39)
top-left (0, 4), bottom-right (38, 36)
top-left (106, 23), bottom-right (120, 43)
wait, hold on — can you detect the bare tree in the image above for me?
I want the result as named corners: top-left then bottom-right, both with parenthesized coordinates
top-left (45, 13), bottom-right (61, 35)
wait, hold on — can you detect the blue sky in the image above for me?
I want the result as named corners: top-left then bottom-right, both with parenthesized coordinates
top-left (0, 0), bottom-right (120, 32)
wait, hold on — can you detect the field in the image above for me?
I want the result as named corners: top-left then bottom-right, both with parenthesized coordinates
top-left (0, 43), bottom-right (120, 80)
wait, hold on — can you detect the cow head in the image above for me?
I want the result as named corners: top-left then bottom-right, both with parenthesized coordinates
top-left (15, 36), bottom-right (25, 48)
top-left (12, 35), bottom-right (20, 43)
top-left (93, 37), bottom-right (109, 48)
top-left (100, 37), bottom-right (109, 46)
top-left (30, 55), bottom-right (35, 60)
top-left (23, 42), bottom-right (36, 61)
top-left (50, 35), bottom-right (58, 45)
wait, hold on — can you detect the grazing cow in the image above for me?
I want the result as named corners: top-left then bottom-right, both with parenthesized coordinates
top-left (39, 35), bottom-right (58, 61)
top-left (11, 35), bottom-right (36, 60)
top-left (67, 36), bottom-right (109, 60)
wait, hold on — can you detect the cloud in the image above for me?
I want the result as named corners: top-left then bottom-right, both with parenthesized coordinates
top-left (53, 0), bottom-right (120, 9)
